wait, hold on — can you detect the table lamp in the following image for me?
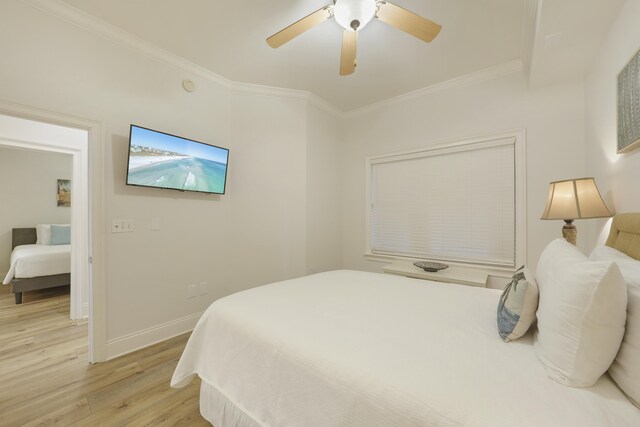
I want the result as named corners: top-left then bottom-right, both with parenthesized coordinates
top-left (540, 177), bottom-right (612, 245)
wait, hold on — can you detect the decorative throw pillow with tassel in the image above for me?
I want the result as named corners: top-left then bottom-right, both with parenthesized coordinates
top-left (497, 266), bottom-right (539, 342)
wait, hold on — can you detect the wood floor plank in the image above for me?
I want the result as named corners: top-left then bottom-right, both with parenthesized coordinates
top-left (117, 382), bottom-right (205, 427)
top-left (137, 335), bottom-right (190, 371)
top-left (0, 339), bottom-right (83, 383)
top-left (86, 358), bottom-right (178, 413)
top-left (72, 377), bottom-right (202, 426)
top-left (0, 284), bottom-right (210, 426)
top-left (0, 333), bottom-right (86, 364)
top-left (0, 361), bottom-right (144, 419)
top-left (0, 335), bottom-right (34, 353)
top-left (22, 398), bottom-right (92, 427)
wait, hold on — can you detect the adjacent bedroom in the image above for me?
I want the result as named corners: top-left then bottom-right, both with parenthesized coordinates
top-left (0, 146), bottom-right (73, 305)
top-left (0, 0), bottom-right (639, 426)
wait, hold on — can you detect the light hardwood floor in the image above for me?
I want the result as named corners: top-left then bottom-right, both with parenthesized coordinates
top-left (0, 285), bottom-right (209, 426)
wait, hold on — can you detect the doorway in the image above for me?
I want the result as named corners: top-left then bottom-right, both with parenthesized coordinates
top-left (0, 103), bottom-right (105, 363)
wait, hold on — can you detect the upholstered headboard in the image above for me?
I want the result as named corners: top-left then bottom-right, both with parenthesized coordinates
top-left (12, 227), bottom-right (36, 250)
top-left (605, 213), bottom-right (640, 261)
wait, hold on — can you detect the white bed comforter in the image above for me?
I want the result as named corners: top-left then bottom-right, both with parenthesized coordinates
top-left (172, 270), bottom-right (640, 427)
top-left (2, 244), bottom-right (71, 285)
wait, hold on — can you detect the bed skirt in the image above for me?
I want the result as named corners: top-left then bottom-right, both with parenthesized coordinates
top-left (200, 380), bottom-right (262, 427)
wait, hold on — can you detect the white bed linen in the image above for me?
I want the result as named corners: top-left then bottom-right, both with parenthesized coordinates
top-left (2, 244), bottom-right (71, 284)
top-left (172, 270), bottom-right (640, 427)
top-left (199, 381), bottom-right (261, 427)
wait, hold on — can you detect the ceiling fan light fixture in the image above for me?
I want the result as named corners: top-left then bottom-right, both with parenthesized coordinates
top-left (266, 1), bottom-right (442, 75)
top-left (333, 0), bottom-right (376, 31)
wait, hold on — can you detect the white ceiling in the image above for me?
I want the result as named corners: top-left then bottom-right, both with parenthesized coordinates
top-left (528, 0), bottom-right (626, 88)
top-left (56, 0), bottom-right (625, 111)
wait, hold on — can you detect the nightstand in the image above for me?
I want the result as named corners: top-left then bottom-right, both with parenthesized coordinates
top-left (382, 261), bottom-right (488, 288)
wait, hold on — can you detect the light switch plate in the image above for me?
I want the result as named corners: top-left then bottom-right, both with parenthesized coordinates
top-left (151, 218), bottom-right (161, 231)
top-left (122, 220), bottom-right (134, 232)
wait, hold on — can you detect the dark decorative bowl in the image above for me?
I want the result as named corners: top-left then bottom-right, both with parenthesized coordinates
top-left (413, 261), bottom-right (449, 272)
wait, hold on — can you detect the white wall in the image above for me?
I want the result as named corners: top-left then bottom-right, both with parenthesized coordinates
top-left (585, 0), bottom-right (640, 247)
top-left (228, 90), bottom-right (308, 285)
top-left (341, 71), bottom-right (587, 288)
top-left (0, 0), bottom-right (342, 356)
top-left (0, 146), bottom-right (72, 274)
top-left (306, 103), bottom-right (343, 274)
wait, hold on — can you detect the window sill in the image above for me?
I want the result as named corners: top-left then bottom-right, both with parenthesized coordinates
top-left (364, 252), bottom-right (515, 279)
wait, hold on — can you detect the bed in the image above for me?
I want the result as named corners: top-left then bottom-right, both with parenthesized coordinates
top-left (2, 227), bottom-right (71, 304)
top-left (172, 216), bottom-right (640, 426)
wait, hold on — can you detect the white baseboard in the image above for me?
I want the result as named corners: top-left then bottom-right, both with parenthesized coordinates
top-left (82, 302), bottom-right (89, 318)
top-left (105, 311), bottom-right (203, 360)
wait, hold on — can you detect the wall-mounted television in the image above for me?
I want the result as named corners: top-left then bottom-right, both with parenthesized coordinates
top-left (126, 125), bottom-right (229, 195)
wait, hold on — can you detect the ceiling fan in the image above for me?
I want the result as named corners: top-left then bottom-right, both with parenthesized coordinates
top-left (266, 0), bottom-right (442, 76)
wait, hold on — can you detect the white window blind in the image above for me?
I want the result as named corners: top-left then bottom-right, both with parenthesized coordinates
top-left (369, 137), bottom-right (519, 268)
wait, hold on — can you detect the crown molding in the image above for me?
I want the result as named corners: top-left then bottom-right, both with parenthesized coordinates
top-left (231, 82), bottom-right (308, 100)
top-left (230, 82), bottom-right (343, 116)
top-left (521, 0), bottom-right (542, 79)
top-left (345, 60), bottom-right (524, 117)
top-left (22, 0), bottom-right (232, 87)
top-left (21, 0), bottom-right (524, 119)
top-left (307, 93), bottom-right (345, 117)
top-left (21, 0), bottom-right (343, 117)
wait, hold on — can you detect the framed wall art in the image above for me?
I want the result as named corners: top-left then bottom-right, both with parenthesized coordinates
top-left (618, 47), bottom-right (640, 153)
top-left (57, 179), bottom-right (71, 207)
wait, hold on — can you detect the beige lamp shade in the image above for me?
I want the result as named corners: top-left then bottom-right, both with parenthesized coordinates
top-left (541, 177), bottom-right (612, 220)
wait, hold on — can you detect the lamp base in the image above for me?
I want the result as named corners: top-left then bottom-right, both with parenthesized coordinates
top-left (562, 220), bottom-right (577, 245)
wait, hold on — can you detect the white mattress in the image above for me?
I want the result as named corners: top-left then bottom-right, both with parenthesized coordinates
top-left (2, 244), bottom-right (71, 285)
top-left (172, 270), bottom-right (640, 427)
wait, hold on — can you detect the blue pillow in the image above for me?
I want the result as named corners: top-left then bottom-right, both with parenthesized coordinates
top-left (50, 225), bottom-right (71, 245)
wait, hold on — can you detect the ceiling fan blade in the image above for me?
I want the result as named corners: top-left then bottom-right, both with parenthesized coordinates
top-left (340, 30), bottom-right (357, 76)
top-left (376, 1), bottom-right (441, 43)
top-left (267, 5), bottom-right (333, 48)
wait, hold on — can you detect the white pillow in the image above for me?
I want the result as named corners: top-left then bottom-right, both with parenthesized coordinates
top-left (36, 224), bottom-right (69, 245)
top-left (590, 244), bottom-right (636, 262)
top-left (590, 245), bottom-right (640, 408)
top-left (36, 224), bottom-right (51, 245)
top-left (534, 239), bottom-right (627, 387)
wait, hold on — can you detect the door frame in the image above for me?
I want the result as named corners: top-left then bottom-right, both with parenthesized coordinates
top-left (0, 99), bottom-right (106, 363)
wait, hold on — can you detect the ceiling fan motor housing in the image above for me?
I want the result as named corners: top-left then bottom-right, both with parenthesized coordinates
top-left (334, 0), bottom-right (376, 31)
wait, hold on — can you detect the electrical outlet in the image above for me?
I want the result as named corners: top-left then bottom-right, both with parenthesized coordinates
top-left (187, 284), bottom-right (197, 299)
top-left (122, 220), bottom-right (134, 232)
top-left (199, 282), bottom-right (208, 295)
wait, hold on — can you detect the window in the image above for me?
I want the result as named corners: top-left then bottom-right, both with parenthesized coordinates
top-left (366, 132), bottom-right (525, 269)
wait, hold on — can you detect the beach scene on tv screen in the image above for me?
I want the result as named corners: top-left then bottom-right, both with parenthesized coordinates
top-left (127, 126), bottom-right (228, 193)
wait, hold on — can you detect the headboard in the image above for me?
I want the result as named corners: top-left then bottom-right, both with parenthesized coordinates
top-left (12, 228), bottom-right (37, 250)
top-left (605, 213), bottom-right (640, 261)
